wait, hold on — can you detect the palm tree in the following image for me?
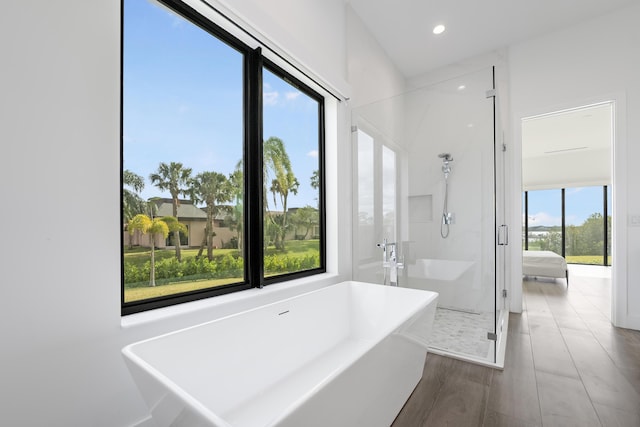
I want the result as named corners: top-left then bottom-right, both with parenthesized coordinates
top-left (149, 162), bottom-right (193, 261)
top-left (228, 162), bottom-right (244, 253)
top-left (160, 215), bottom-right (188, 247)
top-left (310, 169), bottom-right (320, 190)
top-left (264, 137), bottom-right (299, 250)
top-left (310, 169), bottom-right (320, 208)
top-left (127, 214), bottom-right (170, 287)
top-left (192, 171), bottom-right (232, 261)
top-left (123, 169), bottom-right (146, 222)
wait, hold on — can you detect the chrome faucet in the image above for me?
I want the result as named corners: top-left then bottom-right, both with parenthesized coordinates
top-left (376, 238), bottom-right (388, 266)
top-left (376, 239), bottom-right (404, 286)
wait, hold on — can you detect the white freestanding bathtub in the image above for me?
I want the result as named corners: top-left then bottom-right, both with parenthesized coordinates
top-left (122, 281), bottom-right (438, 427)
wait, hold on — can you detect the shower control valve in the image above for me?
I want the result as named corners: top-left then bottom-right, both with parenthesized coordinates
top-left (443, 212), bottom-right (455, 225)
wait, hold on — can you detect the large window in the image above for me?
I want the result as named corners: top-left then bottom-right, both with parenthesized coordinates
top-left (565, 187), bottom-right (604, 264)
top-left (122, 0), bottom-right (325, 314)
top-left (523, 186), bottom-right (611, 266)
top-left (525, 189), bottom-right (562, 254)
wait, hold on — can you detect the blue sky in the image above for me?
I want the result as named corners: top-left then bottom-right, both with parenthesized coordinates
top-left (123, 0), bottom-right (320, 209)
top-left (525, 186), bottom-right (608, 226)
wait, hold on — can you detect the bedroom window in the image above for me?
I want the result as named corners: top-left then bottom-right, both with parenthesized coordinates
top-left (121, 0), bottom-right (326, 314)
top-left (523, 186), bottom-right (610, 266)
top-left (524, 189), bottom-right (562, 254)
top-left (565, 186), bottom-right (608, 265)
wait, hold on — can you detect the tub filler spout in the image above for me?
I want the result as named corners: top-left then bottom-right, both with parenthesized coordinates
top-left (377, 240), bottom-right (404, 286)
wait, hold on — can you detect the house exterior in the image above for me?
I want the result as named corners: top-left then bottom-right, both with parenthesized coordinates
top-left (124, 198), bottom-right (238, 249)
top-left (125, 202), bottom-right (320, 249)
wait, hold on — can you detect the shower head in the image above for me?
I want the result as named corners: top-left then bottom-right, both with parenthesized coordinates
top-left (438, 153), bottom-right (453, 162)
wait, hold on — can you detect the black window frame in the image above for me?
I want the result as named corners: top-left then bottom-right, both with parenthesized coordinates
top-left (120, 0), bottom-right (326, 315)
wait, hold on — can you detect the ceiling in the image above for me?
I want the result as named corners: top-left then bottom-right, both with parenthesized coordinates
top-left (522, 103), bottom-right (612, 160)
top-left (347, 0), bottom-right (637, 78)
top-left (521, 103), bottom-right (613, 190)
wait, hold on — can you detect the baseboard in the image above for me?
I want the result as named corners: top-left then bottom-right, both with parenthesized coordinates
top-left (622, 314), bottom-right (640, 331)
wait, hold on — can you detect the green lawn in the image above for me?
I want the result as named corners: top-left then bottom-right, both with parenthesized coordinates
top-left (524, 246), bottom-right (611, 266)
top-left (265, 239), bottom-right (319, 256)
top-left (124, 277), bottom-right (240, 303)
top-left (123, 239), bottom-right (320, 303)
top-left (565, 255), bottom-right (612, 265)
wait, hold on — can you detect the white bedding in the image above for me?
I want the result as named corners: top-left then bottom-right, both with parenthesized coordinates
top-left (523, 250), bottom-right (569, 284)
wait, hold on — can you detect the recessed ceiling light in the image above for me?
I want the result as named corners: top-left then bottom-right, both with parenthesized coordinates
top-left (433, 24), bottom-right (445, 35)
top-left (458, 85), bottom-right (466, 90)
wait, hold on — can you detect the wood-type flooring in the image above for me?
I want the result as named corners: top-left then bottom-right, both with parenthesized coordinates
top-left (392, 266), bottom-right (640, 427)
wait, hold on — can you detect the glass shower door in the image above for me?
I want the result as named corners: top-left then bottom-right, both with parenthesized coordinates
top-left (352, 67), bottom-right (500, 364)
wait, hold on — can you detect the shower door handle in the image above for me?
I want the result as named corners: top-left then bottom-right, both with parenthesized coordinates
top-left (498, 225), bottom-right (509, 246)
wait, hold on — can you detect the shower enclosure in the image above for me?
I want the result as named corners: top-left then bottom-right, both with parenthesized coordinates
top-left (351, 66), bottom-right (507, 365)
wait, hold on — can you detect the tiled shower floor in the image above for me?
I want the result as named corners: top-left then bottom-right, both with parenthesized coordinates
top-left (429, 307), bottom-right (495, 361)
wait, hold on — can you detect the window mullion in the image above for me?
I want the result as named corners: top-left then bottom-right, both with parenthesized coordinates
top-left (561, 188), bottom-right (566, 258)
top-left (603, 185), bottom-right (608, 266)
top-left (245, 47), bottom-right (264, 288)
top-left (524, 191), bottom-right (528, 250)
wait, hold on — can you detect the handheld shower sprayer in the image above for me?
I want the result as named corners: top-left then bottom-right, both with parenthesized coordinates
top-left (438, 153), bottom-right (454, 238)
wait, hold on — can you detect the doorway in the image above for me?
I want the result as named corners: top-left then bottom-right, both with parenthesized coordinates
top-left (521, 101), bottom-right (613, 309)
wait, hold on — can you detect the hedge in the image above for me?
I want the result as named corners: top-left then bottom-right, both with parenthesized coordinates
top-left (124, 252), bottom-right (320, 287)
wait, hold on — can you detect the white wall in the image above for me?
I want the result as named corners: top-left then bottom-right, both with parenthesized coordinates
top-left (346, 5), bottom-right (406, 285)
top-left (0, 1), bottom-right (354, 426)
top-left (346, 6), bottom-right (405, 108)
top-left (206, 0), bottom-right (349, 98)
top-left (508, 3), bottom-right (640, 328)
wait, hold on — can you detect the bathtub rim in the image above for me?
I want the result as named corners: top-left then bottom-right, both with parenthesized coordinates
top-left (123, 280), bottom-right (437, 351)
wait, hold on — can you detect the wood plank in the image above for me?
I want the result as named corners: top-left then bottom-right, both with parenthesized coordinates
top-left (482, 409), bottom-right (541, 427)
top-left (529, 327), bottom-right (580, 379)
top-left (392, 354), bottom-right (449, 427)
top-left (592, 402), bottom-right (640, 427)
top-left (423, 377), bottom-right (489, 427)
top-left (486, 368), bottom-right (541, 425)
top-left (561, 327), bottom-right (640, 413)
top-left (535, 371), bottom-right (600, 427)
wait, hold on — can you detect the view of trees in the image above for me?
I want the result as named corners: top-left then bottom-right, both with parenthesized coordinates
top-left (566, 213), bottom-right (611, 258)
top-left (290, 206), bottom-right (319, 240)
top-left (149, 162), bottom-right (193, 262)
top-left (524, 187), bottom-right (611, 265)
top-left (526, 212), bottom-right (611, 264)
top-left (122, 0), bottom-right (324, 311)
top-left (264, 136), bottom-right (300, 250)
top-left (123, 170), bottom-right (149, 221)
top-left (127, 214), bottom-right (170, 287)
top-left (192, 171), bottom-right (232, 261)
top-left (123, 137), bottom-right (321, 299)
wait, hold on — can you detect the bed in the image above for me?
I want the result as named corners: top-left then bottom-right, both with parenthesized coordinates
top-left (522, 250), bottom-right (569, 286)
